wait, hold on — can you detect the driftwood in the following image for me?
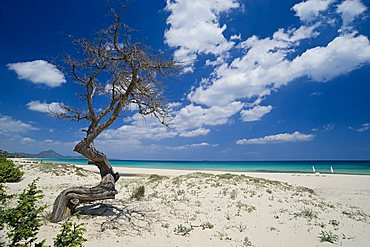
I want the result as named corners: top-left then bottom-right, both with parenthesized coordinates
top-left (50, 141), bottom-right (120, 222)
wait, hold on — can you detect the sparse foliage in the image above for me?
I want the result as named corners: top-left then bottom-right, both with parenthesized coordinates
top-left (174, 224), bottom-right (193, 236)
top-left (200, 221), bottom-right (214, 230)
top-left (319, 230), bottom-right (339, 244)
top-left (131, 185), bottom-right (145, 200)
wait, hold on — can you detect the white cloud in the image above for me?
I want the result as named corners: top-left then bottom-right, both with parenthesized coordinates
top-left (20, 137), bottom-right (35, 144)
top-left (165, 0), bottom-right (239, 72)
top-left (292, 34), bottom-right (370, 81)
top-left (170, 142), bottom-right (218, 150)
top-left (323, 123), bottom-right (335, 131)
top-left (27, 101), bottom-right (66, 115)
top-left (236, 131), bottom-right (314, 144)
top-left (179, 128), bottom-right (210, 137)
top-left (172, 101), bottom-right (244, 130)
top-left (273, 24), bottom-right (320, 43)
top-left (7, 60), bottom-right (66, 87)
top-left (162, 0), bottom-right (370, 139)
top-left (292, 0), bottom-right (334, 22)
top-left (230, 34), bottom-right (241, 41)
top-left (99, 101), bottom-right (243, 145)
top-left (240, 105), bottom-right (273, 122)
top-left (0, 115), bottom-right (37, 135)
top-left (337, 0), bottom-right (367, 28)
top-left (190, 142), bottom-right (212, 147)
top-left (100, 113), bottom-right (178, 143)
top-left (189, 33), bottom-right (370, 107)
top-left (357, 123), bottom-right (370, 132)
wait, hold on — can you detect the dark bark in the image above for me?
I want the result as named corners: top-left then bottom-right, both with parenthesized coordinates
top-left (50, 141), bottom-right (119, 223)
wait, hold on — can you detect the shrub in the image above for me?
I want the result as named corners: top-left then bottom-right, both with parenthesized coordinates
top-left (200, 221), bottom-right (214, 230)
top-left (3, 179), bottom-right (45, 246)
top-left (0, 157), bottom-right (24, 182)
top-left (0, 182), bottom-right (12, 231)
top-left (174, 224), bottom-right (193, 236)
top-left (54, 216), bottom-right (86, 247)
top-left (319, 230), bottom-right (339, 244)
top-left (131, 185), bottom-right (145, 200)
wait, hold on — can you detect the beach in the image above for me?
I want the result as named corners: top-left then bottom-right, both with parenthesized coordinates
top-left (3, 158), bottom-right (370, 246)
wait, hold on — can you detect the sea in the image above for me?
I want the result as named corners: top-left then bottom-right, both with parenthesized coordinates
top-left (30, 159), bottom-right (370, 175)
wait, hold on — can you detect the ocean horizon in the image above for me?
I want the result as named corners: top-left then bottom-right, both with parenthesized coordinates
top-left (30, 158), bottom-right (370, 175)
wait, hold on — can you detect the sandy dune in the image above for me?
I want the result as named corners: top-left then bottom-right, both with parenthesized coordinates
top-left (2, 159), bottom-right (370, 246)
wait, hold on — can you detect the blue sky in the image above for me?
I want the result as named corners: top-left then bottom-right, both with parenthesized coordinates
top-left (1, 0), bottom-right (370, 160)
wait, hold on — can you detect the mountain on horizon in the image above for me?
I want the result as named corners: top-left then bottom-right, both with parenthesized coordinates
top-left (0, 149), bottom-right (80, 159)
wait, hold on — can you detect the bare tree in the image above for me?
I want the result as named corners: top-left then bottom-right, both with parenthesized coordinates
top-left (50, 8), bottom-right (176, 223)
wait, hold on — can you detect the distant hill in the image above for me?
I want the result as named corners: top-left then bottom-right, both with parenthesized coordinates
top-left (0, 149), bottom-right (81, 159)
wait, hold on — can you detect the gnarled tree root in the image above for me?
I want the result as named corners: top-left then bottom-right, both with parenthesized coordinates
top-left (50, 181), bottom-right (118, 223)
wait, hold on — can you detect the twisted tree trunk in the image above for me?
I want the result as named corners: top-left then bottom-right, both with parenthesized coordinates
top-left (50, 141), bottom-right (120, 223)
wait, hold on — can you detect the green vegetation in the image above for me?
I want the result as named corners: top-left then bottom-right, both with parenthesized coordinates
top-left (0, 156), bottom-right (24, 182)
top-left (0, 178), bottom-right (86, 246)
top-left (54, 216), bottom-right (86, 247)
top-left (36, 162), bottom-right (87, 177)
top-left (319, 230), bottom-right (339, 244)
top-left (329, 219), bottom-right (340, 230)
top-left (200, 221), bottom-right (214, 230)
top-left (295, 208), bottom-right (317, 220)
top-left (174, 224), bottom-right (193, 236)
top-left (342, 208), bottom-right (369, 222)
top-left (2, 179), bottom-right (46, 246)
top-left (148, 174), bottom-right (169, 182)
top-left (131, 185), bottom-right (145, 200)
top-left (242, 236), bottom-right (252, 246)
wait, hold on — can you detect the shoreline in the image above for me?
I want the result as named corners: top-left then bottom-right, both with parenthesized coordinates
top-left (21, 158), bottom-right (370, 176)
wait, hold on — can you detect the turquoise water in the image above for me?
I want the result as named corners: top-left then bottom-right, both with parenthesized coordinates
top-left (30, 158), bottom-right (370, 175)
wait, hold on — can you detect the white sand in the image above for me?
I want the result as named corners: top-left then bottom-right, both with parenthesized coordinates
top-left (3, 159), bottom-right (370, 246)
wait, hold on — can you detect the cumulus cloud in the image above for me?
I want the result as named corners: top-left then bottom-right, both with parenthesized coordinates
top-left (291, 34), bottom-right (370, 81)
top-left (273, 24), bottom-right (320, 43)
top-left (165, 0), bottom-right (239, 72)
top-left (27, 101), bottom-right (66, 115)
top-left (20, 137), bottom-right (35, 144)
top-left (337, 0), bottom-right (367, 28)
top-left (357, 123), bottom-right (370, 132)
top-left (292, 0), bottom-right (334, 22)
top-left (172, 102), bottom-right (244, 130)
top-left (99, 102), bottom-right (242, 144)
top-left (7, 60), bottom-right (66, 87)
top-left (240, 105), bottom-right (273, 122)
top-left (0, 115), bottom-right (37, 135)
top-left (236, 131), bottom-right (314, 144)
top-left (162, 0), bottom-right (370, 140)
top-left (189, 33), bottom-right (370, 107)
top-left (179, 128), bottom-right (210, 137)
top-left (100, 113), bottom-right (178, 144)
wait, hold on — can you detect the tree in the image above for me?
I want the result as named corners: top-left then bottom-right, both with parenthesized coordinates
top-left (50, 7), bottom-right (176, 222)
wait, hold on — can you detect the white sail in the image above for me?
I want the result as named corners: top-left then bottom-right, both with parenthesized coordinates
top-left (330, 166), bottom-right (334, 173)
top-left (312, 166), bottom-right (315, 173)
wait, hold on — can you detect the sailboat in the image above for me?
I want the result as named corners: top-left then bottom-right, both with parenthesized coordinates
top-left (312, 165), bottom-right (320, 175)
top-left (330, 166), bottom-right (334, 173)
